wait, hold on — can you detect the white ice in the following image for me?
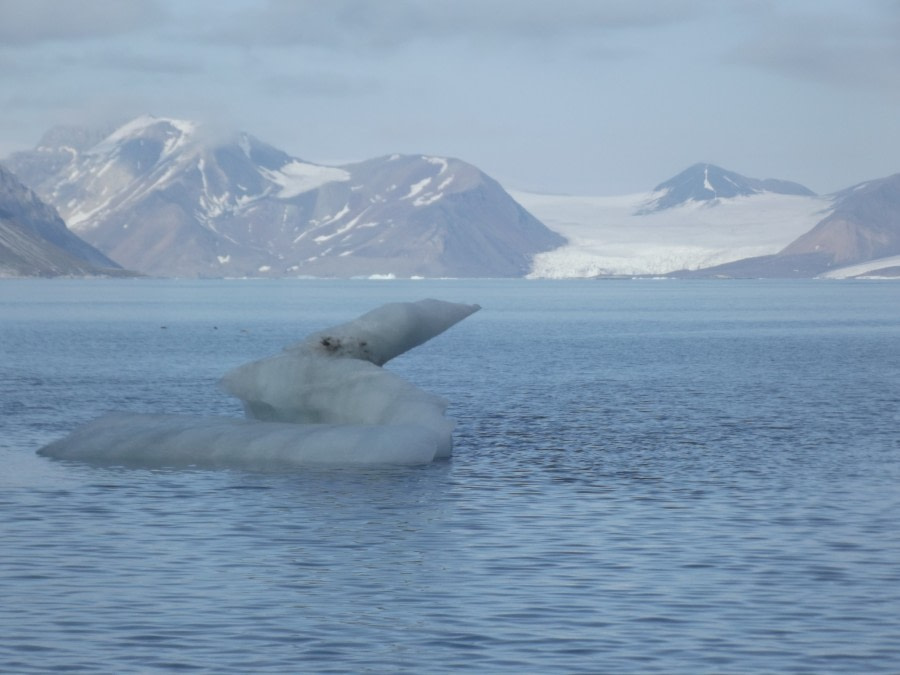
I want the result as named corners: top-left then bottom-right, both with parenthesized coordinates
top-left (260, 160), bottom-right (351, 199)
top-left (39, 299), bottom-right (480, 469)
top-left (402, 177), bottom-right (432, 200)
top-left (38, 414), bottom-right (440, 469)
top-left (819, 254), bottom-right (900, 279)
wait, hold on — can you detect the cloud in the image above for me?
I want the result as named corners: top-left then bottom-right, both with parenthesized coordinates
top-left (211, 0), bottom-right (712, 50)
top-left (0, 0), bottom-right (165, 44)
top-left (729, 0), bottom-right (900, 89)
top-left (260, 72), bottom-right (381, 99)
top-left (85, 51), bottom-right (203, 76)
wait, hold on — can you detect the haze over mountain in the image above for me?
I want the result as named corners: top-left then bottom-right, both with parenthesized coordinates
top-left (5, 115), bottom-right (563, 278)
top-left (0, 165), bottom-right (122, 277)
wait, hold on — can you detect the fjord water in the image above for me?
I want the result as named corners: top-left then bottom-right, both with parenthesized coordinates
top-left (2, 279), bottom-right (899, 673)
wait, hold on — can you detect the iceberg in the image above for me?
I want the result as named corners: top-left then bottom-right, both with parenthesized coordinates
top-left (38, 299), bottom-right (480, 469)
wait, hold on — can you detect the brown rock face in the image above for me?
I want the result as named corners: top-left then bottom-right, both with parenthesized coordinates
top-left (780, 174), bottom-right (900, 265)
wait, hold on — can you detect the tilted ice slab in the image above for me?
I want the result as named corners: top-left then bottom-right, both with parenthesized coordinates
top-left (39, 299), bottom-right (480, 469)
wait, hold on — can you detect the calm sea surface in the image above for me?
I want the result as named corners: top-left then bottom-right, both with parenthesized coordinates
top-left (1, 279), bottom-right (899, 673)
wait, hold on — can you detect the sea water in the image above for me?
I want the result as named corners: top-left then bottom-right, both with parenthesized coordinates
top-left (1, 278), bottom-right (898, 673)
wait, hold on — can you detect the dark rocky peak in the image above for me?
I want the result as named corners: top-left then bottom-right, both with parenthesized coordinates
top-left (639, 163), bottom-right (815, 213)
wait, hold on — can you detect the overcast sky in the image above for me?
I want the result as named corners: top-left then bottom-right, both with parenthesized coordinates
top-left (1, 0), bottom-right (898, 195)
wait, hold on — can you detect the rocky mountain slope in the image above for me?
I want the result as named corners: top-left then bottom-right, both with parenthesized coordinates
top-left (0, 165), bottom-right (122, 277)
top-left (781, 173), bottom-right (900, 268)
top-left (5, 116), bottom-right (563, 278)
top-left (684, 173), bottom-right (900, 278)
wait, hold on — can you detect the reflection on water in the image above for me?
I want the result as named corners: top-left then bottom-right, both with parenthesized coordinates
top-left (2, 279), bottom-right (899, 673)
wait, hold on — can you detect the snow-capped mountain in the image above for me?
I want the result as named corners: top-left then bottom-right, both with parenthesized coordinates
top-left (5, 115), bottom-right (563, 278)
top-left (638, 163), bottom-right (815, 214)
top-left (0, 165), bottom-right (122, 277)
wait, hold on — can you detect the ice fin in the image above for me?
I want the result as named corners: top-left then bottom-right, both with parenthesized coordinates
top-left (297, 298), bottom-right (480, 365)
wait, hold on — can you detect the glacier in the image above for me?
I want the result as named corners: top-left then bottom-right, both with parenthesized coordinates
top-left (513, 190), bottom-right (831, 277)
top-left (38, 299), bottom-right (480, 469)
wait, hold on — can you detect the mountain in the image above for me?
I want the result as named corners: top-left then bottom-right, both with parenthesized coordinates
top-left (682, 173), bottom-right (900, 278)
top-left (6, 123), bottom-right (116, 188)
top-left (5, 115), bottom-right (563, 278)
top-left (638, 163), bottom-right (815, 213)
top-left (0, 165), bottom-right (123, 277)
top-left (780, 174), bottom-right (900, 265)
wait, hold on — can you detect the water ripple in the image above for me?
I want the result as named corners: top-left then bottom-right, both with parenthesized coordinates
top-left (2, 280), bottom-right (900, 672)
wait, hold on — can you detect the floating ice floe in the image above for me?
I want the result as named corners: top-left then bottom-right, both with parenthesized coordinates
top-left (39, 299), bottom-right (480, 469)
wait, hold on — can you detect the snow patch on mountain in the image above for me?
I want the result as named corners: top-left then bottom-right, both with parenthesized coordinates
top-left (818, 255), bottom-right (900, 279)
top-left (261, 161), bottom-right (351, 199)
top-left (403, 177), bottom-right (432, 200)
top-left (425, 156), bottom-right (449, 174)
top-left (89, 115), bottom-right (196, 157)
top-left (703, 166), bottom-right (715, 195)
top-left (414, 192), bottom-right (443, 207)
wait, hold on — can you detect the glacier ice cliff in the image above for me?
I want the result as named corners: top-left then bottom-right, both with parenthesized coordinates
top-left (38, 299), bottom-right (480, 469)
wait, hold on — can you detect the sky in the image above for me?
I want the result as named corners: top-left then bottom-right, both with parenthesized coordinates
top-left (1, 0), bottom-right (899, 196)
